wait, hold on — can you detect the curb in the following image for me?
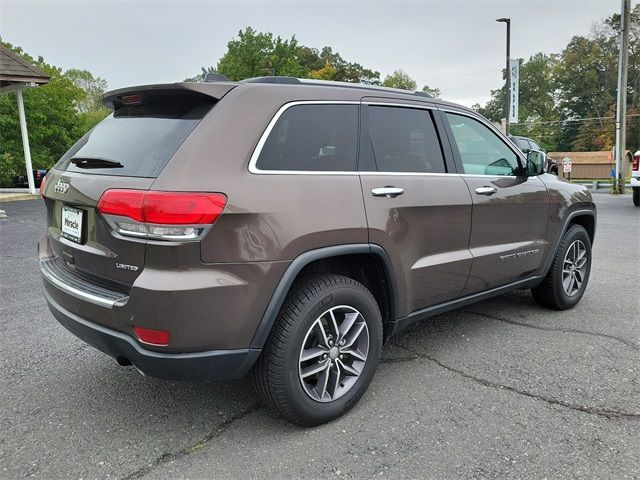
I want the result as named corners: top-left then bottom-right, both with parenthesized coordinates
top-left (0, 194), bottom-right (40, 203)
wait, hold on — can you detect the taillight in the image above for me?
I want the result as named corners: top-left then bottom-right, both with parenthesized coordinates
top-left (97, 189), bottom-right (227, 241)
top-left (133, 326), bottom-right (170, 346)
top-left (633, 153), bottom-right (639, 171)
top-left (40, 175), bottom-right (47, 199)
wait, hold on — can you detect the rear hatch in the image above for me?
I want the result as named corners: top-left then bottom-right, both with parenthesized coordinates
top-left (42, 84), bottom-right (233, 292)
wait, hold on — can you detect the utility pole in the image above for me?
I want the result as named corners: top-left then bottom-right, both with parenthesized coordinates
top-left (614, 0), bottom-right (630, 194)
top-left (497, 18), bottom-right (511, 136)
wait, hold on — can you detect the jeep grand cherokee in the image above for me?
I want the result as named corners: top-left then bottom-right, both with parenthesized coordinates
top-left (39, 77), bottom-right (596, 426)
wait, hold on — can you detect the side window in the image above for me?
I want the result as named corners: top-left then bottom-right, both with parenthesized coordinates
top-left (446, 113), bottom-right (521, 176)
top-left (513, 137), bottom-right (530, 151)
top-left (367, 106), bottom-right (446, 173)
top-left (256, 104), bottom-right (358, 171)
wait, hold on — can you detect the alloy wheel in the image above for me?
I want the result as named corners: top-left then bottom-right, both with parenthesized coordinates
top-left (298, 305), bottom-right (369, 402)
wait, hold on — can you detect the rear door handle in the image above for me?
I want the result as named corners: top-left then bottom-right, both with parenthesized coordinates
top-left (474, 186), bottom-right (497, 196)
top-left (372, 187), bottom-right (404, 198)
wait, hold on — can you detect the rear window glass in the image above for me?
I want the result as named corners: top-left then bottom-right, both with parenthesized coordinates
top-left (256, 104), bottom-right (358, 172)
top-left (55, 96), bottom-right (214, 178)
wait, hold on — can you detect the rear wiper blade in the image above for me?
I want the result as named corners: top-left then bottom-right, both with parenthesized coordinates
top-left (71, 157), bottom-right (124, 168)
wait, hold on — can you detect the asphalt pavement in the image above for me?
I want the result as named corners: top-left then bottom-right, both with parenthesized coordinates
top-left (0, 194), bottom-right (638, 479)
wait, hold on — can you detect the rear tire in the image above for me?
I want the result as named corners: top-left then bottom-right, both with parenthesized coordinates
top-left (253, 274), bottom-right (383, 426)
top-left (633, 187), bottom-right (639, 207)
top-left (531, 224), bottom-right (592, 310)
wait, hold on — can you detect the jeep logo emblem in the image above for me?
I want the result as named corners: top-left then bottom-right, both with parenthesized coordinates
top-left (54, 179), bottom-right (70, 195)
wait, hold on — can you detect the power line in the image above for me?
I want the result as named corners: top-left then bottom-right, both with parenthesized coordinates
top-left (511, 114), bottom-right (640, 126)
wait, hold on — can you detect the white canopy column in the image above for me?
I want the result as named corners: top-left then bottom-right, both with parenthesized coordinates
top-left (0, 45), bottom-right (50, 194)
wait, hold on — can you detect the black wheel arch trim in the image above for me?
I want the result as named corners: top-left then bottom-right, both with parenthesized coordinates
top-left (542, 208), bottom-right (596, 275)
top-left (249, 244), bottom-right (399, 349)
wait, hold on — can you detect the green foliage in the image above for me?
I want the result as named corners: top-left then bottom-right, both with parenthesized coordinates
top-left (422, 84), bottom-right (441, 99)
top-left (187, 27), bottom-right (381, 85)
top-left (0, 153), bottom-right (24, 187)
top-left (0, 41), bottom-right (110, 175)
top-left (65, 68), bottom-right (109, 114)
top-left (475, 5), bottom-right (640, 152)
top-left (383, 70), bottom-right (417, 90)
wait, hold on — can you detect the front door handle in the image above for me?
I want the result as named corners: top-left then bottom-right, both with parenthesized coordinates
top-left (372, 187), bottom-right (404, 198)
top-left (474, 186), bottom-right (497, 196)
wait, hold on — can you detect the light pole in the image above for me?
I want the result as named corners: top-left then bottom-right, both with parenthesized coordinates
top-left (496, 17), bottom-right (511, 136)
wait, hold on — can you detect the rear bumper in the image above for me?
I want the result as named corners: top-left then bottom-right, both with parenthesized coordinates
top-left (44, 289), bottom-right (261, 380)
top-left (631, 176), bottom-right (640, 187)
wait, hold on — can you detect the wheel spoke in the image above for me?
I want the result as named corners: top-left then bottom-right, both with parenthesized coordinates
top-left (562, 274), bottom-right (573, 292)
top-left (314, 363), bottom-right (331, 399)
top-left (314, 319), bottom-right (330, 348)
top-left (343, 321), bottom-right (366, 348)
top-left (301, 359), bottom-right (329, 379)
top-left (339, 312), bottom-right (359, 339)
top-left (329, 310), bottom-right (340, 339)
top-left (344, 348), bottom-right (366, 362)
top-left (327, 362), bottom-right (341, 399)
top-left (337, 359), bottom-right (360, 377)
top-left (300, 346), bottom-right (326, 362)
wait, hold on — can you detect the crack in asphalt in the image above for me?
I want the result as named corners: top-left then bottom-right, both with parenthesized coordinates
top-left (466, 310), bottom-right (640, 351)
top-left (119, 403), bottom-right (263, 480)
top-left (389, 343), bottom-right (640, 421)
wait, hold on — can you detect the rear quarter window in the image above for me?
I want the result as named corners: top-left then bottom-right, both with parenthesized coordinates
top-left (255, 104), bottom-right (358, 172)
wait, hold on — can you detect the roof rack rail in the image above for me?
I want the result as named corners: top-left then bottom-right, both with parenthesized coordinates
top-left (239, 76), bottom-right (432, 98)
top-left (241, 76), bottom-right (301, 84)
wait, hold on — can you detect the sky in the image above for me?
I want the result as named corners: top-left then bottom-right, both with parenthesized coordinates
top-left (0, 0), bottom-right (636, 107)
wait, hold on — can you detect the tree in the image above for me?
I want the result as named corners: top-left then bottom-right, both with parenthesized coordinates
top-left (65, 68), bottom-right (108, 113)
top-left (189, 27), bottom-right (380, 85)
top-left (215, 27), bottom-right (306, 80)
top-left (422, 84), bottom-right (441, 99)
top-left (382, 69), bottom-right (417, 90)
top-left (0, 41), bottom-right (107, 179)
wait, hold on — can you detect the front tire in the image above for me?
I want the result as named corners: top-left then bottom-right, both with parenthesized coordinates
top-left (253, 274), bottom-right (383, 426)
top-left (532, 225), bottom-right (592, 310)
top-left (633, 187), bottom-right (639, 206)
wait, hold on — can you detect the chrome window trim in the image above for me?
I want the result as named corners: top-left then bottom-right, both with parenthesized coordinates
top-left (248, 100), bottom-right (360, 175)
top-left (363, 101), bottom-right (434, 110)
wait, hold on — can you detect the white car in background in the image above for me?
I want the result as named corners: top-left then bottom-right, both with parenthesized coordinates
top-left (632, 151), bottom-right (640, 207)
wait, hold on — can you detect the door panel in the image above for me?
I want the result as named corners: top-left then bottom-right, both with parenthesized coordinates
top-left (358, 103), bottom-right (473, 315)
top-left (461, 175), bottom-right (549, 293)
top-left (440, 110), bottom-right (550, 293)
top-left (361, 175), bottom-right (473, 314)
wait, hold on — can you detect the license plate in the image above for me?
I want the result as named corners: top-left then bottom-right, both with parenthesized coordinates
top-left (61, 206), bottom-right (84, 243)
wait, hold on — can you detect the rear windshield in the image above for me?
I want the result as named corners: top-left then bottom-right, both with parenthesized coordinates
top-left (55, 95), bottom-right (214, 178)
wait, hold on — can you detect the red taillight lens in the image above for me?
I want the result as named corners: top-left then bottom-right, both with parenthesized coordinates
top-left (40, 175), bottom-right (47, 199)
top-left (142, 191), bottom-right (228, 224)
top-left (97, 190), bottom-right (145, 221)
top-left (633, 154), bottom-right (639, 171)
top-left (97, 190), bottom-right (227, 225)
top-left (133, 326), bottom-right (170, 346)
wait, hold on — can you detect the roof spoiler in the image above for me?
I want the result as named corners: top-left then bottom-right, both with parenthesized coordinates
top-left (102, 82), bottom-right (236, 109)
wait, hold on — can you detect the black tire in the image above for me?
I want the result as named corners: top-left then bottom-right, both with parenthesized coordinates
top-left (633, 187), bottom-right (639, 207)
top-left (531, 224), bottom-right (592, 310)
top-left (252, 274), bottom-right (383, 426)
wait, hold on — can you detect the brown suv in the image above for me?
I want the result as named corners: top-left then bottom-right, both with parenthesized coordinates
top-left (39, 77), bottom-right (596, 426)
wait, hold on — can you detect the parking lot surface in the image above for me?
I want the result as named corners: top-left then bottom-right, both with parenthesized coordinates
top-left (1, 194), bottom-right (638, 479)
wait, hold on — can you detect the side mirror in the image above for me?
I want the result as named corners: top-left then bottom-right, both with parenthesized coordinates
top-left (526, 150), bottom-right (545, 176)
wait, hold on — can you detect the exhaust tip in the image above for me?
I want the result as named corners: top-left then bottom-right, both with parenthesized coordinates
top-left (116, 356), bottom-right (132, 366)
